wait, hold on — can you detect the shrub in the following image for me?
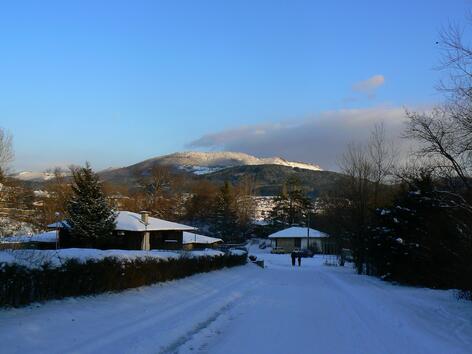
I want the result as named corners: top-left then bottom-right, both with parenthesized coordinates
top-left (0, 253), bottom-right (247, 307)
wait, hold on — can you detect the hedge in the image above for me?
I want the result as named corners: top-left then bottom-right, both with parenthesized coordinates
top-left (0, 253), bottom-right (247, 307)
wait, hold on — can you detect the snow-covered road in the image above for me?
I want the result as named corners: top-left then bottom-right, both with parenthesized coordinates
top-left (1, 250), bottom-right (471, 354)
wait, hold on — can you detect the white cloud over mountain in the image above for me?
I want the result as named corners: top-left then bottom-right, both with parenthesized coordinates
top-left (188, 106), bottom-right (409, 171)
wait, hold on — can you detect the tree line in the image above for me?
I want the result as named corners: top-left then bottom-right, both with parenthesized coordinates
top-left (317, 23), bottom-right (472, 299)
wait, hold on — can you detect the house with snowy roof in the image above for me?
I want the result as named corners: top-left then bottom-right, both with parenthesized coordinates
top-left (48, 211), bottom-right (197, 250)
top-left (268, 226), bottom-right (330, 252)
top-left (182, 232), bottom-right (223, 250)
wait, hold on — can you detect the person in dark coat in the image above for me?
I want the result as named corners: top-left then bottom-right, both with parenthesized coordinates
top-left (291, 251), bottom-right (296, 266)
top-left (297, 252), bottom-right (301, 266)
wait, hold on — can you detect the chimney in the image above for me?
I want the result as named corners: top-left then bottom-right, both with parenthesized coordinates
top-left (141, 211), bottom-right (149, 225)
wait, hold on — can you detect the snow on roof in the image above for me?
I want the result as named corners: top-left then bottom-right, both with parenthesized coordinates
top-left (48, 220), bottom-right (70, 229)
top-left (48, 211), bottom-right (196, 232)
top-left (182, 232), bottom-right (223, 245)
top-left (0, 231), bottom-right (58, 243)
top-left (268, 226), bottom-right (329, 239)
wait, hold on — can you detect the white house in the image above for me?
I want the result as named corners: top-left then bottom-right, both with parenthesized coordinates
top-left (268, 226), bottom-right (329, 252)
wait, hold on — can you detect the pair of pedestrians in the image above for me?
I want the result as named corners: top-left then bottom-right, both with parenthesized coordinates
top-left (291, 250), bottom-right (301, 266)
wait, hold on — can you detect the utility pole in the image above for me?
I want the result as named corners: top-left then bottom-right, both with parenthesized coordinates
top-left (307, 213), bottom-right (310, 249)
top-left (55, 211), bottom-right (60, 250)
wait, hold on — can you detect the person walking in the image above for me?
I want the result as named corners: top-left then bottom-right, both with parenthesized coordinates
top-left (297, 252), bottom-right (301, 266)
top-left (291, 251), bottom-right (296, 266)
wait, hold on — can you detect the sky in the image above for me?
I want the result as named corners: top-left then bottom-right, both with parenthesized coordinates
top-left (0, 0), bottom-right (470, 172)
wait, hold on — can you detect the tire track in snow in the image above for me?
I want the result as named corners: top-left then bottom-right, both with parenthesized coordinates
top-left (158, 295), bottom-right (240, 354)
top-left (41, 268), bottom-right (257, 354)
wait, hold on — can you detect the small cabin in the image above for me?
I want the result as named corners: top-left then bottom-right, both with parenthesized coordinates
top-left (268, 226), bottom-right (330, 252)
top-left (48, 211), bottom-right (197, 250)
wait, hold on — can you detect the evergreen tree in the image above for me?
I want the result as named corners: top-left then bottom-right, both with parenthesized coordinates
top-left (270, 176), bottom-right (312, 227)
top-left (66, 163), bottom-right (117, 243)
top-left (370, 173), bottom-right (472, 291)
top-left (211, 181), bottom-right (240, 241)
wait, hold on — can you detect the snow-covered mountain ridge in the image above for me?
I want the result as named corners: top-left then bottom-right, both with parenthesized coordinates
top-left (135, 151), bottom-right (322, 174)
top-left (11, 171), bottom-right (71, 182)
top-left (11, 152), bottom-right (323, 181)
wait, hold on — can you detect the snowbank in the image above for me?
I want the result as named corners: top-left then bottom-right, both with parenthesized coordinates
top-left (0, 248), bottom-right (225, 269)
top-left (0, 250), bottom-right (469, 354)
top-left (229, 249), bottom-right (247, 256)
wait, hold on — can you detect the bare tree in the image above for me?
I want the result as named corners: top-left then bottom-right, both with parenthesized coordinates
top-left (405, 21), bottom-right (472, 192)
top-left (40, 167), bottom-right (72, 225)
top-left (368, 123), bottom-right (396, 184)
top-left (368, 123), bottom-right (397, 204)
top-left (437, 23), bottom-right (472, 113)
top-left (134, 165), bottom-right (184, 219)
top-left (234, 176), bottom-right (256, 231)
top-left (0, 128), bottom-right (13, 178)
top-left (404, 107), bottom-right (471, 190)
top-left (336, 123), bottom-right (397, 273)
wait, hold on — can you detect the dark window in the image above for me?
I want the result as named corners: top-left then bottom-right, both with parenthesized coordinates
top-left (294, 238), bottom-right (301, 247)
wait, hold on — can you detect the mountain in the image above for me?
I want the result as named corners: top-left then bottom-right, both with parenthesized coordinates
top-left (203, 164), bottom-right (345, 197)
top-left (98, 151), bottom-right (322, 183)
top-left (10, 171), bottom-right (70, 182)
top-left (98, 151), bottom-right (343, 197)
top-left (12, 152), bottom-right (343, 197)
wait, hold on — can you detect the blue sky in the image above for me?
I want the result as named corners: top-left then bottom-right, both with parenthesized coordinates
top-left (0, 0), bottom-right (470, 171)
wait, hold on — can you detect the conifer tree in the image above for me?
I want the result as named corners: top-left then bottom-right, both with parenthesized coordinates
top-left (211, 181), bottom-right (240, 241)
top-left (66, 163), bottom-right (116, 243)
top-left (270, 176), bottom-right (312, 227)
top-left (371, 173), bottom-right (472, 289)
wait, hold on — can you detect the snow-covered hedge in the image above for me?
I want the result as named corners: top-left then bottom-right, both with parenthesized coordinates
top-left (0, 248), bottom-right (224, 269)
top-left (0, 252), bottom-right (247, 307)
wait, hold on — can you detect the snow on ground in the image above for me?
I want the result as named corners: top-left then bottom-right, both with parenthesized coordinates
top-left (0, 248), bottom-right (224, 269)
top-left (0, 244), bottom-right (471, 354)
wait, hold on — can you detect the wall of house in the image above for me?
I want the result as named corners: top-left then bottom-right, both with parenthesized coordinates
top-left (182, 242), bottom-right (221, 251)
top-left (57, 228), bottom-right (184, 250)
top-left (149, 230), bottom-right (183, 250)
top-left (301, 238), bottom-right (323, 250)
top-left (274, 238), bottom-right (296, 251)
top-left (271, 237), bottom-right (329, 252)
top-left (116, 231), bottom-right (144, 250)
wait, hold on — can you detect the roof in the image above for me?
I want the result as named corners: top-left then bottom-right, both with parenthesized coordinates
top-left (48, 211), bottom-right (197, 232)
top-left (182, 232), bottom-right (223, 245)
top-left (268, 226), bottom-right (329, 239)
top-left (0, 231), bottom-right (58, 244)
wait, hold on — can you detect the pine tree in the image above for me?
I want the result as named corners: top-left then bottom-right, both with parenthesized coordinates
top-left (66, 163), bottom-right (117, 243)
top-left (270, 176), bottom-right (312, 227)
top-left (211, 181), bottom-right (240, 241)
top-left (371, 173), bottom-right (472, 290)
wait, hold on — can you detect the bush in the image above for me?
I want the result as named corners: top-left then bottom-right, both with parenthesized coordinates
top-left (0, 253), bottom-right (247, 307)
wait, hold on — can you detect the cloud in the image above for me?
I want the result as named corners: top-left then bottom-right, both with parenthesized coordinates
top-left (187, 106), bottom-right (410, 171)
top-left (352, 75), bottom-right (385, 98)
